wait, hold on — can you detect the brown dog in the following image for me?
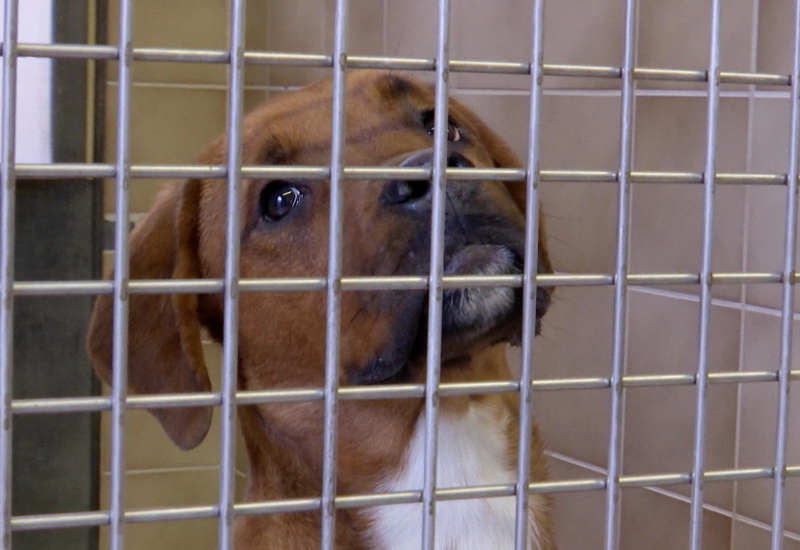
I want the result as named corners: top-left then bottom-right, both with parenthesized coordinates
top-left (88, 70), bottom-right (555, 549)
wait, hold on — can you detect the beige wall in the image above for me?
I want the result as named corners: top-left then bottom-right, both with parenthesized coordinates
top-left (100, 0), bottom-right (799, 548)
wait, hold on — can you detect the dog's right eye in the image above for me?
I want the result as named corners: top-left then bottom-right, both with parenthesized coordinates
top-left (260, 181), bottom-right (304, 222)
top-left (421, 109), bottom-right (461, 142)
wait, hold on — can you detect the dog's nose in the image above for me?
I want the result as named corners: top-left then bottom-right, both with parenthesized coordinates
top-left (381, 149), bottom-right (474, 207)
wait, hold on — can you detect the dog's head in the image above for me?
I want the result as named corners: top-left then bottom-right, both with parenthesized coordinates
top-left (87, 70), bottom-right (552, 452)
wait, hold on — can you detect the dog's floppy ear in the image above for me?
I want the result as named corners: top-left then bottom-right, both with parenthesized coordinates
top-left (87, 180), bottom-right (213, 450)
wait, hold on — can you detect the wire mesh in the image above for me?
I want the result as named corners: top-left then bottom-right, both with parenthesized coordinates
top-left (1, 0), bottom-right (800, 548)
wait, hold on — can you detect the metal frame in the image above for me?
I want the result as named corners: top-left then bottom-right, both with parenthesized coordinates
top-left (320, 0), bottom-right (348, 547)
top-left (771, 2), bottom-right (800, 549)
top-left (1, 0), bottom-right (800, 549)
top-left (688, 1), bottom-right (722, 547)
top-left (0, 1), bottom-right (18, 549)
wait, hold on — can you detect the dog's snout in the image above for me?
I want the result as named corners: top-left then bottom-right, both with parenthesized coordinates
top-left (381, 179), bottom-right (430, 206)
top-left (380, 148), bottom-right (474, 207)
top-left (446, 151), bottom-right (472, 168)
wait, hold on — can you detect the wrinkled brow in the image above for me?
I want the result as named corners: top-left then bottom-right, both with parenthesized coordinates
top-left (255, 136), bottom-right (295, 166)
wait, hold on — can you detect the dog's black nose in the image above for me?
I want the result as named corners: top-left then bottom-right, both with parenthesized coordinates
top-left (381, 149), bottom-right (474, 207)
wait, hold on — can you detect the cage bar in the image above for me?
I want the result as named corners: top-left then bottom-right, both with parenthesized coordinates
top-left (108, 1), bottom-right (135, 548)
top-left (512, 0), bottom-right (546, 547)
top-left (419, 0), bottom-right (453, 547)
top-left (3, 2), bottom-right (800, 548)
top-left (216, 1), bottom-right (247, 548)
top-left (688, 1), bottom-right (722, 547)
top-left (603, 0), bottom-right (637, 548)
top-left (9, 270), bottom-right (800, 298)
top-left (12, 464), bottom-right (798, 532)
top-left (10, 368), bottom-right (800, 418)
top-left (319, 0), bottom-right (349, 547)
top-left (770, 1), bottom-right (800, 548)
top-left (0, 1), bottom-right (18, 549)
top-left (14, 162), bottom-right (800, 188)
top-left (8, 42), bottom-right (799, 89)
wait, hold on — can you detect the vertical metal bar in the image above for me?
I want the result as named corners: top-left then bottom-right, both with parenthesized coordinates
top-left (770, 2), bottom-right (800, 548)
top-left (109, 1), bottom-right (135, 549)
top-left (0, 1), bottom-right (18, 549)
top-left (420, 0), bottom-right (451, 548)
top-left (603, 1), bottom-right (637, 549)
top-left (689, 1), bottom-right (722, 548)
top-left (320, 0), bottom-right (348, 547)
top-left (513, 0), bottom-right (545, 548)
top-left (217, 1), bottom-right (246, 549)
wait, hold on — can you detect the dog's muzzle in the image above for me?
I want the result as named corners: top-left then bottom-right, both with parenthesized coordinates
top-left (380, 147), bottom-right (476, 210)
top-left (348, 148), bottom-right (550, 384)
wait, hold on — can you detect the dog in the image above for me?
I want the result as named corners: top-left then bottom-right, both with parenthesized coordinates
top-left (87, 70), bottom-right (555, 549)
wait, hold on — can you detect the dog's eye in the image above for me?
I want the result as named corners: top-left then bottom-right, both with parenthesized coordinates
top-left (422, 110), bottom-right (461, 142)
top-left (260, 181), bottom-right (304, 222)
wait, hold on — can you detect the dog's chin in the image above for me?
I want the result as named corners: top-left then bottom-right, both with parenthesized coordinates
top-left (350, 245), bottom-right (531, 385)
top-left (441, 244), bottom-right (519, 335)
top-left (400, 245), bottom-right (526, 375)
top-left (439, 244), bottom-right (523, 360)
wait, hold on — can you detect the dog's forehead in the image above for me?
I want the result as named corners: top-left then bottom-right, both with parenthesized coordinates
top-left (241, 72), bottom-right (437, 165)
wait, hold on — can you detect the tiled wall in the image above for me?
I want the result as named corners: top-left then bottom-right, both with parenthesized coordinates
top-left (100, 0), bottom-right (799, 548)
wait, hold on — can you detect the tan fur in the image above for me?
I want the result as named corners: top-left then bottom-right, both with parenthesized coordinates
top-left (87, 71), bottom-right (556, 549)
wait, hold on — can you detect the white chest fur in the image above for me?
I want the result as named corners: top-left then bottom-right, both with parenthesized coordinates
top-left (368, 401), bottom-right (542, 550)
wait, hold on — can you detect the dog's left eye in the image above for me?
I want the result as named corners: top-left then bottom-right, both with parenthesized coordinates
top-left (422, 110), bottom-right (461, 142)
top-left (260, 181), bottom-right (304, 222)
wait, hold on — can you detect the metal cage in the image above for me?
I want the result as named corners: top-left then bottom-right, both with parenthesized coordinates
top-left (2, 0), bottom-right (800, 549)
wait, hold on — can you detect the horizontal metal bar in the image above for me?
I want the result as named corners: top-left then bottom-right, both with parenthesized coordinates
top-left (11, 396), bottom-right (111, 414)
top-left (633, 67), bottom-right (790, 86)
top-left (337, 384), bottom-right (424, 401)
top-left (708, 371), bottom-right (779, 384)
top-left (234, 498), bottom-right (322, 517)
top-left (634, 67), bottom-right (706, 82)
top-left (622, 374), bottom-right (695, 388)
top-left (437, 483), bottom-right (516, 501)
top-left (126, 505), bottom-right (218, 524)
top-left (451, 60), bottom-right (530, 75)
top-left (333, 491), bottom-right (421, 510)
top-left (539, 170), bottom-right (618, 183)
top-left (629, 171), bottom-right (705, 184)
top-left (529, 478), bottom-right (608, 494)
top-left (137, 48), bottom-right (230, 64)
top-left (18, 163), bottom-right (115, 179)
top-left (531, 377), bottom-right (610, 391)
top-left (630, 172), bottom-right (790, 186)
top-left (719, 71), bottom-right (791, 87)
top-left (11, 511), bottom-right (109, 532)
top-left (235, 388), bottom-right (322, 406)
top-left (712, 272), bottom-right (783, 285)
top-left (539, 274), bottom-right (614, 287)
top-left (618, 473), bottom-right (692, 488)
top-left (11, 505), bottom-right (220, 531)
top-left (617, 467), bottom-right (776, 488)
top-left (12, 370), bottom-right (794, 416)
top-left (544, 64), bottom-right (621, 79)
top-left (627, 273), bottom-right (700, 285)
top-left (16, 164), bottom-right (797, 190)
top-left (6, 44), bottom-right (795, 87)
top-left (13, 281), bottom-right (114, 296)
top-left (11, 465), bottom-right (792, 531)
top-left (704, 467), bottom-right (774, 483)
top-left (716, 173), bottom-right (788, 186)
top-left (16, 42), bottom-right (118, 60)
top-left (11, 271), bottom-right (797, 298)
top-left (245, 51), bottom-right (331, 67)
